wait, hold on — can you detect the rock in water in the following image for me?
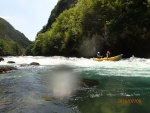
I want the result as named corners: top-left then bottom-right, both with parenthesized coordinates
top-left (0, 57), bottom-right (4, 62)
top-left (19, 63), bottom-right (29, 67)
top-left (30, 62), bottom-right (40, 65)
top-left (79, 78), bottom-right (99, 87)
top-left (7, 61), bottom-right (15, 63)
top-left (0, 66), bottom-right (17, 73)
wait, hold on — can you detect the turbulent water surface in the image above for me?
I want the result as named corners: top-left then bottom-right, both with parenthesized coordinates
top-left (0, 56), bottom-right (150, 113)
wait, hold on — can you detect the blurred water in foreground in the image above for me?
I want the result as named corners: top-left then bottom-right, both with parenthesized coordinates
top-left (0, 56), bottom-right (150, 113)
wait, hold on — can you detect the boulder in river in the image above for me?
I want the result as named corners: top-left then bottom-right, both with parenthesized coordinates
top-left (30, 62), bottom-right (40, 65)
top-left (19, 63), bottom-right (30, 67)
top-left (0, 57), bottom-right (4, 62)
top-left (7, 61), bottom-right (15, 63)
top-left (79, 78), bottom-right (99, 87)
top-left (0, 66), bottom-right (17, 74)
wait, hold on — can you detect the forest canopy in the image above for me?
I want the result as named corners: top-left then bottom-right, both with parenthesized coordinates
top-left (27, 0), bottom-right (150, 58)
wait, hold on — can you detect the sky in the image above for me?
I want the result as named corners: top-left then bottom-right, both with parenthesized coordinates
top-left (0, 0), bottom-right (58, 41)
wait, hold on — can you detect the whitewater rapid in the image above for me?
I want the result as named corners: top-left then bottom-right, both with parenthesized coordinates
top-left (0, 56), bottom-right (150, 77)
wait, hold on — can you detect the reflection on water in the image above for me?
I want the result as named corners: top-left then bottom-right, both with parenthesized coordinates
top-left (0, 56), bottom-right (150, 113)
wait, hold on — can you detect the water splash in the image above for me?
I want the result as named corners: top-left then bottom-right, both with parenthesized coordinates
top-left (1, 56), bottom-right (150, 77)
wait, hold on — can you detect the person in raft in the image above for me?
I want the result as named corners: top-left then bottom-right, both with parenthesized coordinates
top-left (97, 52), bottom-right (103, 58)
top-left (106, 51), bottom-right (111, 58)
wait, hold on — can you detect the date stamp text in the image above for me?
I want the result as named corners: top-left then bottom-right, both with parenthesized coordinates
top-left (118, 99), bottom-right (142, 103)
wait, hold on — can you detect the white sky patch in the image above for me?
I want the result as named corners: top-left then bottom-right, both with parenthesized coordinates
top-left (0, 0), bottom-right (58, 41)
top-left (0, 16), bottom-right (12, 20)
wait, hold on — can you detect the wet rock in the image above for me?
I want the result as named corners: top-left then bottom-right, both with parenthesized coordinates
top-left (7, 61), bottom-right (15, 63)
top-left (0, 57), bottom-right (4, 62)
top-left (74, 78), bottom-right (100, 96)
top-left (79, 78), bottom-right (99, 87)
top-left (30, 62), bottom-right (40, 65)
top-left (19, 63), bottom-right (29, 67)
top-left (0, 66), bottom-right (17, 73)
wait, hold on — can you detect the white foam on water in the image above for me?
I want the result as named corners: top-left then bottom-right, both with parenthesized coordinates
top-left (0, 56), bottom-right (150, 77)
top-left (0, 56), bottom-right (149, 67)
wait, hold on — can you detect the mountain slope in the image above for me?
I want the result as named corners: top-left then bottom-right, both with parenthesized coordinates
top-left (0, 17), bottom-right (31, 55)
top-left (38, 0), bottom-right (78, 34)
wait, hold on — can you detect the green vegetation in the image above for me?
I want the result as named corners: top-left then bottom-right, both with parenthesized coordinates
top-left (38, 0), bottom-right (78, 34)
top-left (28, 0), bottom-right (150, 58)
top-left (0, 38), bottom-right (22, 56)
top-left (0, 17), bottom-right (31, 56)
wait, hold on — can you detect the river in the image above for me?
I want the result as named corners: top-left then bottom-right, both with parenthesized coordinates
top-left (0, 56), bottom-right (150, 113)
